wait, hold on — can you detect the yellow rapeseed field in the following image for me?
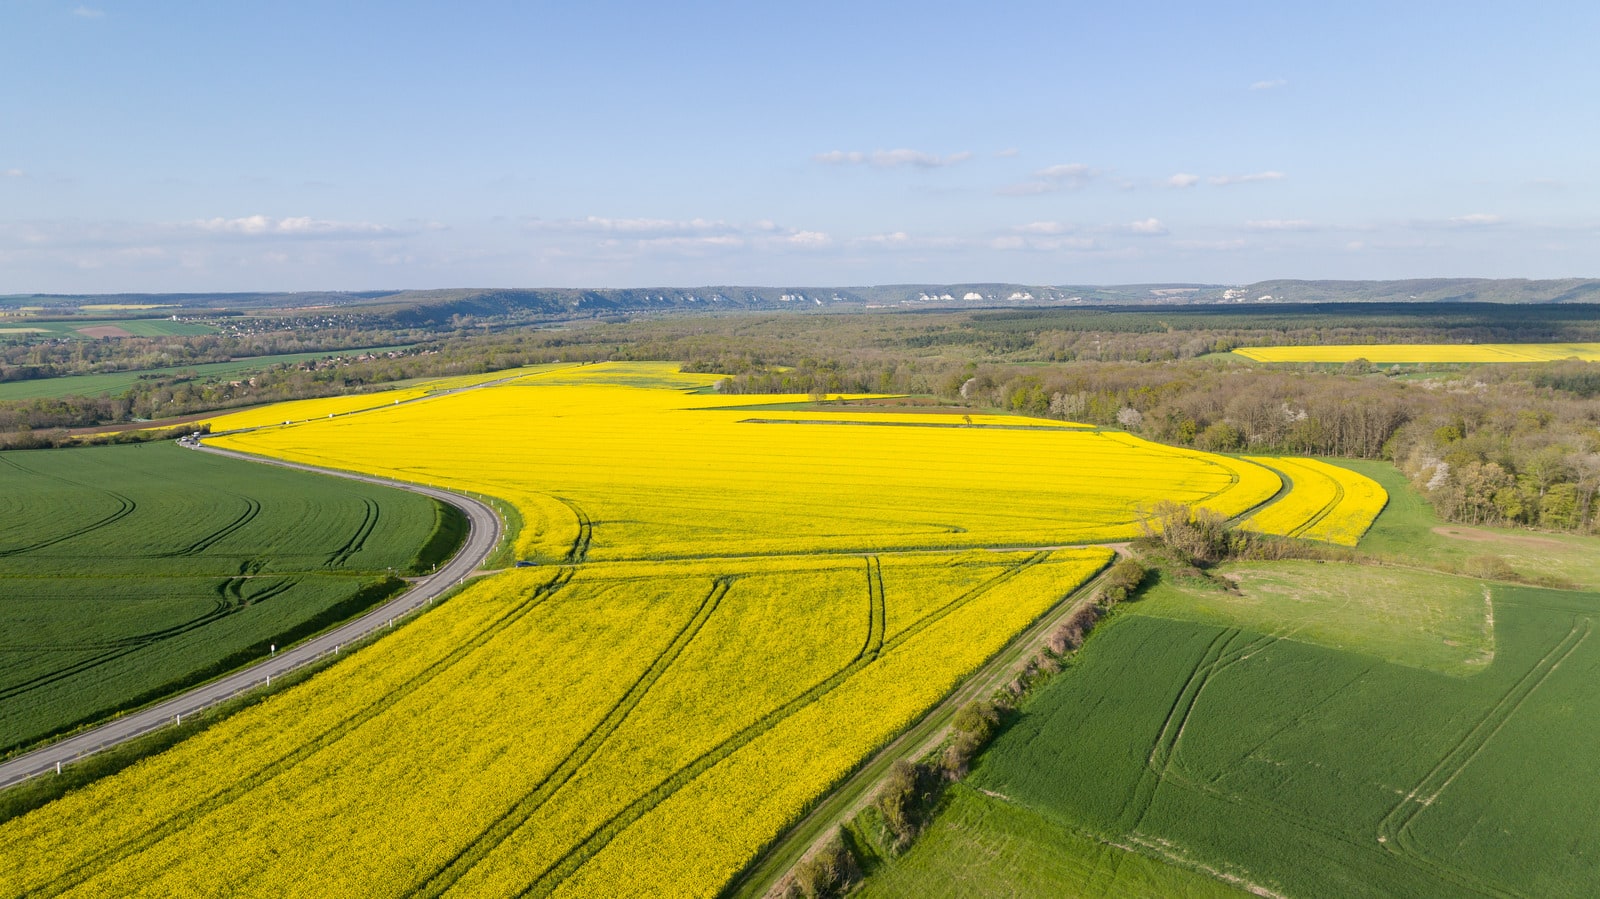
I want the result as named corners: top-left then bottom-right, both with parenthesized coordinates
top-left (200, 386), bottom-right (433, 431)
top-left (0, 362), bottom-right (1324, 897)
top-left (200, 364), bottom-right (570, 433)
top-left (1233, 342), bottom-right (1600, 364)
top-left (1240, 456), bottom-right (1388, 545)
top-left (208, 363), bottom-right (1283, 561)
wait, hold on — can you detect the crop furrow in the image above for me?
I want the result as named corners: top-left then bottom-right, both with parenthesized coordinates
top-left (0, 490), bottom-right (135, 558)
top-left (1381, 617), bottom-right (1589, 848)
top-left (1289, 472), bottom-right (1345, 538)
top-left (163, 496), bottom-right (262, 557)
top-left (517, 555), bottom-right (1037, 897)
top-left (412, 577), bottom-right (732, 897)
top-left (324, 498), bottom-right (379, 568)
top-left (555, 496), bottom-right (594, 564)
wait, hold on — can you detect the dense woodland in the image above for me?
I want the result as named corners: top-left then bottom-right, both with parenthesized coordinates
top-left (5, 303), bottom-right (1600, 532)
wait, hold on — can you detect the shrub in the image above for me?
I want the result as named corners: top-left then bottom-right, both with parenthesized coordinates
top-left (1048, 604), bottom-right (1101, 654)
top-left (790, 827), bottom-right (860, 899)
top-left (951, 700), bottom-right (1000, 740)
top-left (1102, 557), bottom-right (1147, 603)
top-left (1462, 554), bottom-right (1517, 581)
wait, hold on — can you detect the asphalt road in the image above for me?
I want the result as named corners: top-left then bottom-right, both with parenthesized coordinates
top-left (0, 442), bottom-right (502, 790)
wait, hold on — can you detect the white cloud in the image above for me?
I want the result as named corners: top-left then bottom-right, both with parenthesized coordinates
top-left (1166, 173), bottom-right (1200, 189)
top-left (72, 6), bottom-right (104, 18)
top-left (1175, 239), bottom-right (1248, 251)
top-left (1036, 163), bottom-right (1094, 184)
top-left (1250, 78), bottom-right (1287, 91)
top-left (1129, 218), bottom-right (1168, 235)
top-left (994, 148), bottom-right (1020, 157)
top-left (193, 215), bottom-right (394, 237)
top-left (785, 230), bottom-right (831, 247)
top-left (1449, 213), bottom-right (1502, 226)
top-left (998, 162), bottom-right (1098, 196)
top-left (1209, 171), bottom-right (1286, 186)
top-left (618, 235), bottom-right (745, 252)
top-left (1013, 221), bottom-right (1074, 235)
top-left (813, 149), bottom-right (973, 168)
top-left (529, 216), bottom-right (734, 236)
top-left (991, 234), bottom-right (1097, 251)
top-left (1246, 219), bottom-right (1317, 231)
top-left (525, 215), bottom-right (830, 257)
top-left (858, 231), bottom-right (913, 246)
top-left (3, 169), bottom-right (23, 178)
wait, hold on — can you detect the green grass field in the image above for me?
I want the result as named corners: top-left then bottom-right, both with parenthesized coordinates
top-left (858, 462), bottom-right (1600, 896)
top-left (0, 346), bottom-right (415, 401)
top-left (0, 318), bottom-right (216, 340)
top-left (855, 784), bottom-right (1238, 898)
top-left (1138, 562), bottom-right (1494, 676)
top-left (0, 441), bottom-right (461, 754)
top-left (963, 577), bottom-right (1600, 898)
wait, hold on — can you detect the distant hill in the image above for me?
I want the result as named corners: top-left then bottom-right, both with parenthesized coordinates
top-left (5, 279), bottom-right (1599, 327)
top-left (1227, 278), bottom-right (1600, 305)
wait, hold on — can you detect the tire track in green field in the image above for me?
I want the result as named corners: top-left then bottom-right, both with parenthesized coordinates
top-left (516, 553), bottom-right (1032, 898)
top-left (32, 567), bottom-right (575, 899)
top-left (1380, 616), bottom-right (1590, 868)
top-left (323, 498), bottom-right (379, 568)
top-left (0, 463), bottom-right (135, 556)
top-left (160, 494), bottom-right (261, 557)
top-left (0, 577), bottom-right (304, 704)
top-left (1089, 627), bottom-right (1277, 892)
top-left (412, 576), bottom-right (733, 898)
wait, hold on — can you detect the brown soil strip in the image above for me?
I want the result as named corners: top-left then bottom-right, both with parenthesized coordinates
top-left (1431, 526), bottom-right (1566, 550)
top-left (76, 326), bottom-right (134, 338)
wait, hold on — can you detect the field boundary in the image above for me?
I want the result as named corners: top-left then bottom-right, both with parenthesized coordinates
top-left (724, 548), bottom-right (1123, 899)
top-left (0, 442), bottom-right (503, 791)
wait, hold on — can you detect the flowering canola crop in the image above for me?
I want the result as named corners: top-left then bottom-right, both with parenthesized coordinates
top-left (0, 362), bottom-right (1320, 898)
top-left (1240, 456), bottom-right (1388, 545)
top-left (200, 364), bottom-right (569, 433)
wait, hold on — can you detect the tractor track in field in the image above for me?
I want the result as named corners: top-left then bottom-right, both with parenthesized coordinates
top-left (0, 577), bottom-right (303, 706)
top-left (517, 553), bottom-right (918, 897)
top-left (323, 498), bottom-right (380, 568)
top-left (1377, 615), bottom-right (1590, 895)
top-left (722, 549), bottom-right (1121, 899)
top-left (0, 454), bottom-right (138, 558)
top-left (161, 494), bottom-right (261, 557)
top-left (413, 576), bottom-right (735, 897)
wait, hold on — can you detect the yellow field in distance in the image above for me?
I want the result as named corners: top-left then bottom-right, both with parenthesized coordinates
top-left (1234, 343), bottom-right (1600, 363)
top-left (210, 363), bottom-right (1283, 561)
top-left (200, 364), bottom-right (573, 433)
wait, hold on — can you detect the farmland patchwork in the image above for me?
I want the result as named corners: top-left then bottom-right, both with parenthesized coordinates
top-left (0, 362), bottom-right (1398, 896)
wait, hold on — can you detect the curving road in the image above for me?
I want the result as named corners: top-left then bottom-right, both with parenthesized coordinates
top-left (0, 442), bottom-right (502, 790)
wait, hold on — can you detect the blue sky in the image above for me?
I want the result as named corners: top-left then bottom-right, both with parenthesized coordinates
top-left (3, 0), bottom-right (1597, 292)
